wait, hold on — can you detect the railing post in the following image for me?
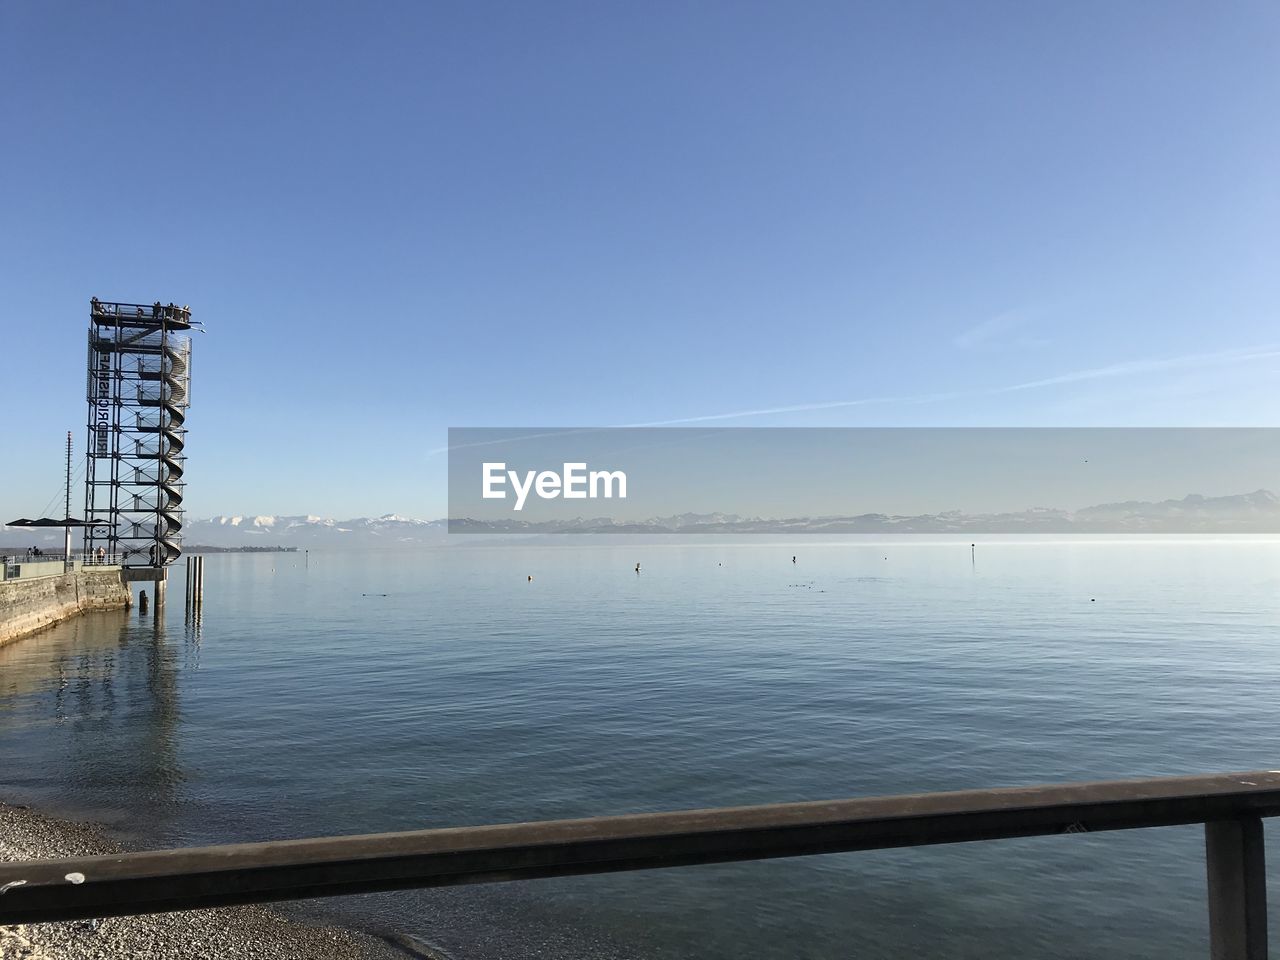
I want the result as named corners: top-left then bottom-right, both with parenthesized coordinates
top-left (1206, 818), bottom-right (1268, 960)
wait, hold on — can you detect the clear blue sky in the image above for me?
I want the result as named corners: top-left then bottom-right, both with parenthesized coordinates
top-left (2, 1), bottom-right (1277, 519)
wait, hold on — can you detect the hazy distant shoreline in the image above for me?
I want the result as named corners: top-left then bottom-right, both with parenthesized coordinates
top-left (182, 545), bottom-right (299, 553)
top-left (0, 545), bottom-right (299, 555)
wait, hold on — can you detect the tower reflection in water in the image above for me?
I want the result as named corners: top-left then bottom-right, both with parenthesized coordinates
top-left (0, 607), bottom-right (192, 839)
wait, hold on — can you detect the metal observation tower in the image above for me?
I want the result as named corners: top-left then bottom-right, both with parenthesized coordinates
top-left (84, 299), bottom-right (193, 568)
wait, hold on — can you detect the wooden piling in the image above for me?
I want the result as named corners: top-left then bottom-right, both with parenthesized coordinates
top-left (185, 556), bottom-right (204, 616)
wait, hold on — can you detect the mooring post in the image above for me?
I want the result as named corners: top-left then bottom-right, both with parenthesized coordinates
top-left (1206, 818), bottom-right (1268, 960)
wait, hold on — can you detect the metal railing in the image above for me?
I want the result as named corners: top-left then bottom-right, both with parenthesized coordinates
top-left (0, 551), bottom-right (119, 564)
top-left (0, 551), bottom-right (59, 563)
top-left (91, 301), bottom-right (191, 323)
top-left (0, 553), bottom-right (125, 582)
top-left (80, 552), bottom-right (124, 566)
top-left (0, 771), bottom-right (1276, 957)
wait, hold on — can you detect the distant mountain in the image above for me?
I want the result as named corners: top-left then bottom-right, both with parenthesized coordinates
top-left (187, 514), bottom-right (450, 546)
top-left (5, 493), bottom-right (1280, 549)
top-left (0, 514), bottom-right (449, 550)
top-left (450, 491), bottom-right (1280, 535)
top-left (1074, 489), bottom-right (1280, 525)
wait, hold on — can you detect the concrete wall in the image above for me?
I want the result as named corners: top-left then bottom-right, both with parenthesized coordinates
top-left (8, 560), bottom-right (68, 580)
top-left (0, 569), bottom-right (132, 647)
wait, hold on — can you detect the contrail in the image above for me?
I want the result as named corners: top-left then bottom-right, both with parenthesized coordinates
top-left (991, 345), bottom-right (1280, 394)
top-left (619, 390), bottom-right (964, 426)
top-left (430, 344), bottom-right (1280, 454)
top-left (629, 344), bottom-right (1280, 426)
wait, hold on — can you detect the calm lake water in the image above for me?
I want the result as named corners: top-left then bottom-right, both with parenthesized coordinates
top-left (3, 539), bottom-right (1280, 958)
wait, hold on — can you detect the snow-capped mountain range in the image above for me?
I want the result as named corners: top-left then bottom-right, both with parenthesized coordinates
top-left (190, 514), bottom-right (449, 545)
top-left (449, 490), bottom-right (1280, 535)
top-left (5, 491), bottom-right (1280, 548)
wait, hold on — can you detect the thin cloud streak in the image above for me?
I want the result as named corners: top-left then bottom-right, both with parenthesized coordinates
top-left (431, 344), bottom-right (1280, 454)
top-left (619, 392), bottom-right (965, 427)
top-left (992, 345), bottom-right (1280, 394)
top-left (636, 344), bottom-right (1280, 426)
top-left (426, 427), bottom-right (610, 457)
top-left (953, 308), bottom-right (1035, 350)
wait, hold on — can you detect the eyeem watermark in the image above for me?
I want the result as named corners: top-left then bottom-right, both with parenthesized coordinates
top-left (451, 427), bottom-right (1280, 533)
top-left (482, 462), bottom-right (627, 511)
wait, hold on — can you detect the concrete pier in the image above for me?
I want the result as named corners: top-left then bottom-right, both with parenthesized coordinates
top-left (119, 566), bottom-right (169, 618)
top-left (0, 568), bottom-right (132, 647)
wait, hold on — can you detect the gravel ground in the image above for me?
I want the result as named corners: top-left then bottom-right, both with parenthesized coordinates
top-left (0, 803), bottom-right (423, 960)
